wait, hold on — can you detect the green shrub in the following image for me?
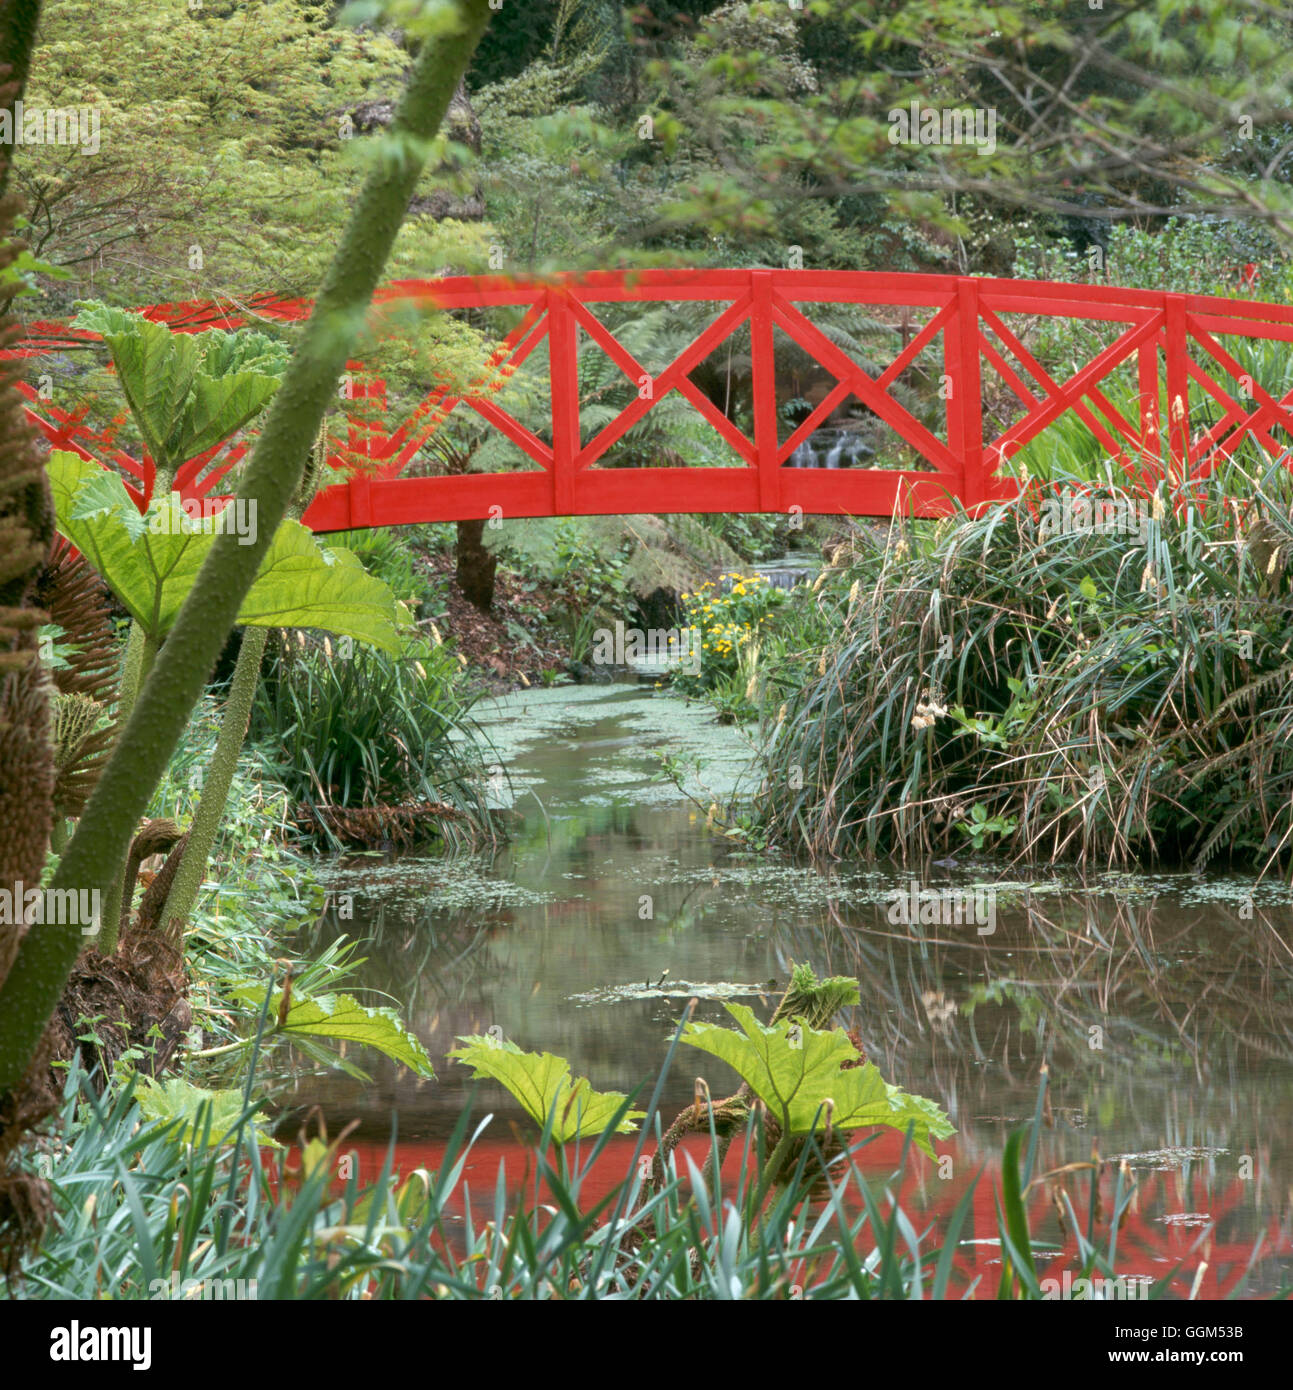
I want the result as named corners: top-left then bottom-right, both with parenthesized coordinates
top-left (673, 572), bottom-right (787, 722)
top-left (758, 458), bottom-right (1293, 873)
top-left (548, 518), bottom-right (633, 663)
top-left (249, 632), bottom-right (493, 848)
top-left (1013, 217), bottom-right (1289, 300)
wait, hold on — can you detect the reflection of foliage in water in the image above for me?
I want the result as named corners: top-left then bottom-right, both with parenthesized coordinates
top-left (304, 859), bottom-right (527, 1014)
top-left (765, 873), bottom-right (1293, 1172)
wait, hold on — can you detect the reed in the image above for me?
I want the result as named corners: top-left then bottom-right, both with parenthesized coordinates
top-left (249, 633), bottom-right (495, 850)
top-left (757, 453), bottom-right (1293, 874)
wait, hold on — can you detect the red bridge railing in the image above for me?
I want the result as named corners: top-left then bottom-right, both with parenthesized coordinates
top-left (10, 270), bottom-right (1293, 530)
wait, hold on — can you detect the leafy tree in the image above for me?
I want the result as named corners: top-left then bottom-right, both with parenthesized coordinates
top-left (17, 0), bottom-right (493, 308)
top-left (650, 1), bottom-right (1293, 258)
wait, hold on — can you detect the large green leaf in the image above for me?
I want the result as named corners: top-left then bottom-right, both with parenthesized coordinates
top-left (680, 1003), bottom-right (955, 1157)
top-left (48, 451), bottom-right (402, 651)
top-left (231, 522), bottom-right (404, 648)
top-left (449, 1036), bottom-right (644, 1142)
top-left (73, 306), bottom-right (201, 469)
top-left (135, 1076), bottom-right (280, 1149)
top-left (181, 370), bottom-right (281, 463)
top-left (232, 985), bottom-right (436, 1079)
top-left (192, 326), bottom-right (293, 380)
top-left (72, 305), bottom-right (289, 471)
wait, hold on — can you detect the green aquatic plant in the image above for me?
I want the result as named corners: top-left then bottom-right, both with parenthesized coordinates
top-left (451, 962), bottom-right (952, 1224)
top-left (957, 804), bottom-right (1019, 850)
top-left (228, 984), bottom-right (436, 1082)
top-left (134, 1076), bottom-right (281, 1150)
top-left (681, 1004), bottom-right (953, 1155)
top-left (669, 963), bottom-right (953, 1210)
top-left (6, 1032), bottom-right (1217, 1301)
top-left (250, 630), bottom-right (493, 849)
top-left (450, 1036), bottom-right (643, 1143)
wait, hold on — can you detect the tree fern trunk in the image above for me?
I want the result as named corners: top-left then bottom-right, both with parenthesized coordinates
top-left (456, 517), bottom-right (497, 612)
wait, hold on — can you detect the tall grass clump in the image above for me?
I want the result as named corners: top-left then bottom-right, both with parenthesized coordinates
top-left (10, 1051), bottom-right (1226, 1300)
top-left (758, 455), bottom-right (1293, 874)
top-left (249, 631), bottom-right (494, 850)
top-left (1011, 342), bottom-right (1293, 487)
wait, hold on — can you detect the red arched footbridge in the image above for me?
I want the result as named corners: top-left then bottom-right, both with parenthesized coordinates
top-left (11, 269), bottom-right (1293, 531)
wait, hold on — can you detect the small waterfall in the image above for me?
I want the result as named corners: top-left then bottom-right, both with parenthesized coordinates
top-left (782, 425), bottom-right (875, 469)
top-left (789, 441), bottom-right (816, 469)
top-left (848, 437), bottom-right (875, 465)
top-left (720, 558), bottom-right (819, 592)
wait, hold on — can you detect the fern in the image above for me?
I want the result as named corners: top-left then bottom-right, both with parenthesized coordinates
top-left (617, 514), bottom-right (742, 598)
top-left (489, 512), bottom-right (742, 602)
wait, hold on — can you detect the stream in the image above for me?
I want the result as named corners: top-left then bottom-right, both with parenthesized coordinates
top-left (290, 682), bottom-right (1293, 1296)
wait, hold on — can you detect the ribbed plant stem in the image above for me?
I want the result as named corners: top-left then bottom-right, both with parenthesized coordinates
top-left (159, 625), bottom-right (268, 934)
top-left (750, 1120), bottom-right (795, 1218)
top-left (114, 624), bottom-right (148, 729)
top-left (156, 427), bottom-right (326, 939)
top-left (0, 0), bottom-right (496, 1092)
top-left (95, 626), bottom-right (156, 953)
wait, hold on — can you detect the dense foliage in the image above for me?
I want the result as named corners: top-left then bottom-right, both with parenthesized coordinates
top-left (757, 459), bottom-right (1293, 873)
top-left (5, 0), bottom-right (1293, 1312)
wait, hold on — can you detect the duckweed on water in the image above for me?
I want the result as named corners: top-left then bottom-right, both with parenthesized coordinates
top-left (469, 684), bottom-right (759, 806)
top-left (566, 978), bottom-right (776, 1007)
top-left (312, 855), bottom-right (557, 910)
top-left (1110, 1146), bottom-right (1231, 1171)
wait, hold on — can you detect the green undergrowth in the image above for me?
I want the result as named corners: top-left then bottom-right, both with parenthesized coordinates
top-left (757, 458), bottom-right (1293, 874)
top-left (248, 630), bottom-right (496, 850)
top-left (128, 700), bottom-right (426, 1092)
top-left (8, 1011), bottom-right (1268, 1300)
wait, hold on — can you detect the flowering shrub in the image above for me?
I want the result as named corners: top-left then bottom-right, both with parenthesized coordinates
top-left (673, 573), bottom-right (785, 715)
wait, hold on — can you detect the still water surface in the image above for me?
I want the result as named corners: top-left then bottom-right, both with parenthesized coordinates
top-left (294, 683), bottom-right (1293, 1296)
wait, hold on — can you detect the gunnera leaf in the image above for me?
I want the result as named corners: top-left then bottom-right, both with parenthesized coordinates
top-left (681, 1002), bottom-right (955, 1157)
top-left (135, 1076), bottom-right (280, 1149)
top-left (232, 984), bottom-right (436, 1079)
top-left (450, 1035), bottom-right (644, 1142)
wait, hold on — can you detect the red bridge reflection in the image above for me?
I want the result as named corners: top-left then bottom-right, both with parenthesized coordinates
top-left (284, 1129), bottom-right (1289, 1299)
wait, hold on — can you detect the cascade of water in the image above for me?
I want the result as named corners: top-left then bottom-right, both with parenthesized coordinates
top-left (782, 427), bottom-right (874, 468)
top-left (757, 566), bottom-right (814, 590)
top-left (789, 441), bottom-right (816, 469)
top-left (848, 438), bottom-right (875, 465)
